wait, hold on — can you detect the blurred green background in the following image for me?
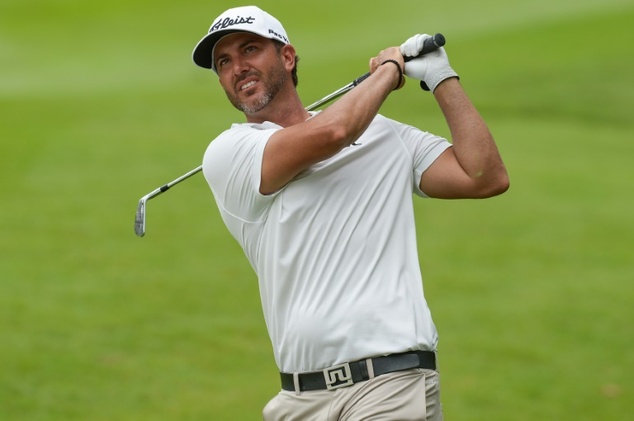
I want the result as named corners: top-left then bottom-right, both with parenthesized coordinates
top-left (1, 0), bottom-right (632, 419)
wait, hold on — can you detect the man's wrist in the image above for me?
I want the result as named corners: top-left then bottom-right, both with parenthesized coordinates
top-left (432, 75), bottom-right (460, 94)
top-left (380, 59), bottom-right (404, 90)
top-left (429, 70), bottom-right (459, 93)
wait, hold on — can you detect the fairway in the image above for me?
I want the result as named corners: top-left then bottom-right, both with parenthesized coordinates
top-left (1, 0), bottom-right (632, 420)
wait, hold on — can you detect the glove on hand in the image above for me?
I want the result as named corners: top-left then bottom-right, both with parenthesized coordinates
top-left (400, 34), bottom-right (459, 92)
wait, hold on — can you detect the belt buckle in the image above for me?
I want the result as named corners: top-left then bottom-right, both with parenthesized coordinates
top-left (323, 362), bottom-right (353, 390)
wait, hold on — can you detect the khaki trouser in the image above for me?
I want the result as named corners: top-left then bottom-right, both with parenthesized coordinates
top-left (263, 368), bottom-right (442, 421)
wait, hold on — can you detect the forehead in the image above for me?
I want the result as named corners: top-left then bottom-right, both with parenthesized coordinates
top-left (214, 32), bottom-right (269, 57)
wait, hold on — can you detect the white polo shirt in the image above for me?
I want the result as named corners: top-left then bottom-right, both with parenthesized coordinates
top-left (202, 113), bottom-right (451, 373)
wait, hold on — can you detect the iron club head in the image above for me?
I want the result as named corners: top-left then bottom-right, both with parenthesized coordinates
top-left (134, 196), bottom-right (147, 237)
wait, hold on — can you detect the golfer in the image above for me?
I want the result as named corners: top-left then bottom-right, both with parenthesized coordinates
top-left (192, 5), bottom-right (508, 420)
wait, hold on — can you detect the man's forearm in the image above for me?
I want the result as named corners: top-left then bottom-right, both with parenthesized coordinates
top-left (312, 62), bottom-right (401, 148)
top-left (434, 78), bottom-right (508, 191)
top-left (260, 51), bottom-right (402, 195)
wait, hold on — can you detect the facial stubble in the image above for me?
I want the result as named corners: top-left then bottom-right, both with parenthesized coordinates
top-left (226, 56), bottom-right (288, 115)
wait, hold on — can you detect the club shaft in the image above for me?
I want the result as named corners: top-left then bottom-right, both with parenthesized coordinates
top-left (305, 84), bottom-right (354, 111)
top-left (154, 164), bottom-right (203, 196)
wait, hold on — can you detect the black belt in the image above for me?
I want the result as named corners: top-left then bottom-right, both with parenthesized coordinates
top-left (280, 350), bottom-right (436, 392)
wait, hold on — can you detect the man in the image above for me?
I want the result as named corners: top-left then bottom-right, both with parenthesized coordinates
top-left (192, 5), bottom-right (508, 421)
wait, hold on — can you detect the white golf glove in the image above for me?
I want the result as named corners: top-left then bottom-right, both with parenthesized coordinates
top-left (400, 34), bottom-right (459, 92)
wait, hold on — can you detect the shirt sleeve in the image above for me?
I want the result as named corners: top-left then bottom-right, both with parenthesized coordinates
top-left (389, 119), bottom-right (452, 198)
top-left (202, 125), bottom-right (280, 223)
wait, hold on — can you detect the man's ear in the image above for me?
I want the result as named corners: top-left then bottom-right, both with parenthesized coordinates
top-left (280, 44), bottom-right (297, 70)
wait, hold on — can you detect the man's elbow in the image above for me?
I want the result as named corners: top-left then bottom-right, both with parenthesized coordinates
top-left (481, 170), bottom-right (510, 198)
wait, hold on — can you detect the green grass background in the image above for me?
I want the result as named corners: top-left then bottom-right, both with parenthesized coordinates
top-left (1, 0), bottom-right (632, 419)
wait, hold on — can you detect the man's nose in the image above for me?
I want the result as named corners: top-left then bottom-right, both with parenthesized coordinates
top-left (232, 57), bottom-right (249, 75)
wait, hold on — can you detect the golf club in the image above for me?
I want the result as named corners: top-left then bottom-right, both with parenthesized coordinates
top-left (134, 165), bottom-right (203, 237)
top-left (134, 34), bottom-right (445, 237)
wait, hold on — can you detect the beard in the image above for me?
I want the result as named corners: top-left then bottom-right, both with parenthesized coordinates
top-left (227, 58), bottom-right (288, 115)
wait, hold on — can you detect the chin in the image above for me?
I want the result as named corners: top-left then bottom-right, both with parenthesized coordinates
top-left (239, 95), bottom-right (272, 115)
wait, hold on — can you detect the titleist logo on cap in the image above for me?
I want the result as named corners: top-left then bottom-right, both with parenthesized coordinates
top-left (210, 15), bottom-right (256, 32)
top-left (207, 13), bottom-right (289, 44)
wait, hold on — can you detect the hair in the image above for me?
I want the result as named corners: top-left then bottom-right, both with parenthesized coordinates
top-left (274, 41), bottom-right (299, 87)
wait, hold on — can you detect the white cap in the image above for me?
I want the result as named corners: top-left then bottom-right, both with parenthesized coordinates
top-left (192, 5), bottom-right (290, 72)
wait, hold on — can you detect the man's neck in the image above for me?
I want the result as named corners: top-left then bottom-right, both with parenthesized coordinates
top-left (245, 88), bottom-right (309, 128)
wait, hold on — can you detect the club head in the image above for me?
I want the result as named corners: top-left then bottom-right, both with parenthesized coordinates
top-left (134, 197), bottom-right (147, 237)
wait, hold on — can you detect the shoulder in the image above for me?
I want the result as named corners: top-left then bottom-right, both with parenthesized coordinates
top-left (202, 123), bottom-right (280, 182)
top-left (367, 114), bottom-right (413, 137)
top-left (205, 123), bottom-right (279, 158)
top-left (373, 114), bottom-right (444, 146)
top-left (367, 115), bottom-right (452, 165)
top-left (359, 114), bottom-right (417, 146)
top-left (212, 123), bottom-right (273, 146)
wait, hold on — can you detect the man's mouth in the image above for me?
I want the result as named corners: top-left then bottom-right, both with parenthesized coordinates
top-left (240, 80), bottom-right (257, 91)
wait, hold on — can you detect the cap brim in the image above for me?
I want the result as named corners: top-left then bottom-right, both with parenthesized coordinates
top-left (192, 30), bottom-right (239, 69)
